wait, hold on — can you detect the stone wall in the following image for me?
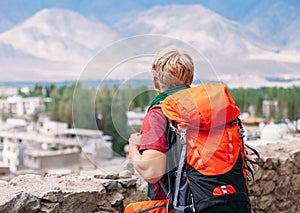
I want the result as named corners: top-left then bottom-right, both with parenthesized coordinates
top-left (248, 140), bottom-right (300, 213)
top-left (1, 139), bottom-right (299, 213)
top-left (0, 170), bottom-right (149, 213)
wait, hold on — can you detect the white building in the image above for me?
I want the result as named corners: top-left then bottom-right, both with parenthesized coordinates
top-left (0, 117), bottom-right (112, 173)
top-left (0, 87), bottom-right (18, 96)
top-left (0, 96), bottom-right (51, 117)
top-left (0, 131), bottom-right (81, 172)
top-left (63, 128), bottom-right (113, 160)
top-left (24, 145), bottom-right (81, 171)
top-left (262, 99), bottom-right (279, 119)
top-left (1, 132), bottom-right (26, 172)
top-left (37, 117), bottom-right (68, 135)
top-left (126, 111), bottom-right (146, 126)
top-left (0, 118), bottom-right (27, 132)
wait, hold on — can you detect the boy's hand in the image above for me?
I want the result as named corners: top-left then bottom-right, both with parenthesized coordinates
top-left (129, 132), bottom-right (142, 147)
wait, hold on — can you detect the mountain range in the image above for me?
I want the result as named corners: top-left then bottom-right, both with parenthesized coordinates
top-left (0, 3), bottom-right (299, 88)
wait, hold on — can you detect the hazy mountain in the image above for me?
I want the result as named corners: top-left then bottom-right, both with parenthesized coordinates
top-left (0, 9), bottom-right (119, 62)
top-left (0, 5), bottom-right (299, 87)
top-left (117, 4), bottom-right (295, 62)
top-left (277, 19), bottom-right (300, 51)
top-left (242, 1), bottom-right (300, 46)
top-left (0, 41), bottom-right (32, 58)
top-left (114, 4), bottom-right (300, 88)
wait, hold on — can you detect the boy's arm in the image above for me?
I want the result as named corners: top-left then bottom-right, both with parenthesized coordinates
top-left (129, 142), bottom-right (166, 184)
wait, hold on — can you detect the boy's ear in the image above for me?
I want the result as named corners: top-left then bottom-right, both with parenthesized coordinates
top-left (153, 77), bottom-right (160, 90)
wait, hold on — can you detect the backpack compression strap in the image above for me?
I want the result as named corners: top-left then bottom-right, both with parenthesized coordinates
top-left (236, 118), bottom-right (260, 185)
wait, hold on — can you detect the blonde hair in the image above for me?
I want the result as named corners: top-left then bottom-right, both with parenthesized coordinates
top-left (152, 47), bottom-right (194, 90)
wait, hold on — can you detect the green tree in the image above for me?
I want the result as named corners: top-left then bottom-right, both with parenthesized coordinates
top-left (73, 85), bottom-right (98, 129)
top-left (49, 87), bottom-right (61, 122)
top-left (229, 86), bottom-right (300, 121)
top-left (45, 84), bottom-right (56, 97)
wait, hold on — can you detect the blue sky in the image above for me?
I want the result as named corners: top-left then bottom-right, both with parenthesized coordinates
top-left (1, 0), bottom-right (299, 25)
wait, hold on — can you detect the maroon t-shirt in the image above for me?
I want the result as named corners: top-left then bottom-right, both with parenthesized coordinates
top-left (139, 107), bottom-right (168, 199)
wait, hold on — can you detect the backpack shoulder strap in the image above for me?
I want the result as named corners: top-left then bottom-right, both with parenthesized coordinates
top-left (148, 104), bottom-right (162, 111)
top-left (173, 127), bottom-right (187, 206)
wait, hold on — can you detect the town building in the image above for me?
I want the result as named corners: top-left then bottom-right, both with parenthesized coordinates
top-left (37, 116), bottom-right (68, 135)
top-left (262, 99), bottom-right (279, 119)
top-left (1, 131), bottom-right (26, 172)
top-left (63, 128), bottom-right (113, 161)
top-left (0, 118), bottom-right (111, 173)
top-left (0, 87), bottom-right (18, 96)
top-left (0, 96), bottom-right (51, 118)
top-left (23, 143), bottom-right (81, 171)
top-left (126, 111), bottom-right (145, 126)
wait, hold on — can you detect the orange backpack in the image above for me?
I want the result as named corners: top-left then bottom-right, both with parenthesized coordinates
top-left (156, 83), bottom-right (250, 212)
top-left (125, 83), bottom-right (259, 213)
top-left (161, 82), bottom-right (243, 176)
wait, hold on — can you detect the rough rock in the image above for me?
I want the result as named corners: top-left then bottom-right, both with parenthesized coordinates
top-left (60, 191), bottom-right (100, 213)
top-left (9, 174), bottom-right (42, 185)
top-left (93, 171), bottom-right (119, 180)
top-left (39, 202), bottom-right (59, 213)
top-left (119, 169), bottom-right (132, 178)
top-left (0, 192), bottom-right (40, 213)
top-left (109, 192), bottom-right (124, 206)
top-left (292, 151), bottom-right (300, 168)
top-left (41, 190), bottom-right (64, 203)
top-left (261, 170), bottom-right (276, 181)
top-left (0, 179), bottom-right (8, 187)
top-left (121, 159), bottom-right (135, 174)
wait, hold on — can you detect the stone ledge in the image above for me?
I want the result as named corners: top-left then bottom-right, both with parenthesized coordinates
top-left (1, 138), bottom-right (300, 213)
top-left (0, 172), bottom-right (148, 213)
